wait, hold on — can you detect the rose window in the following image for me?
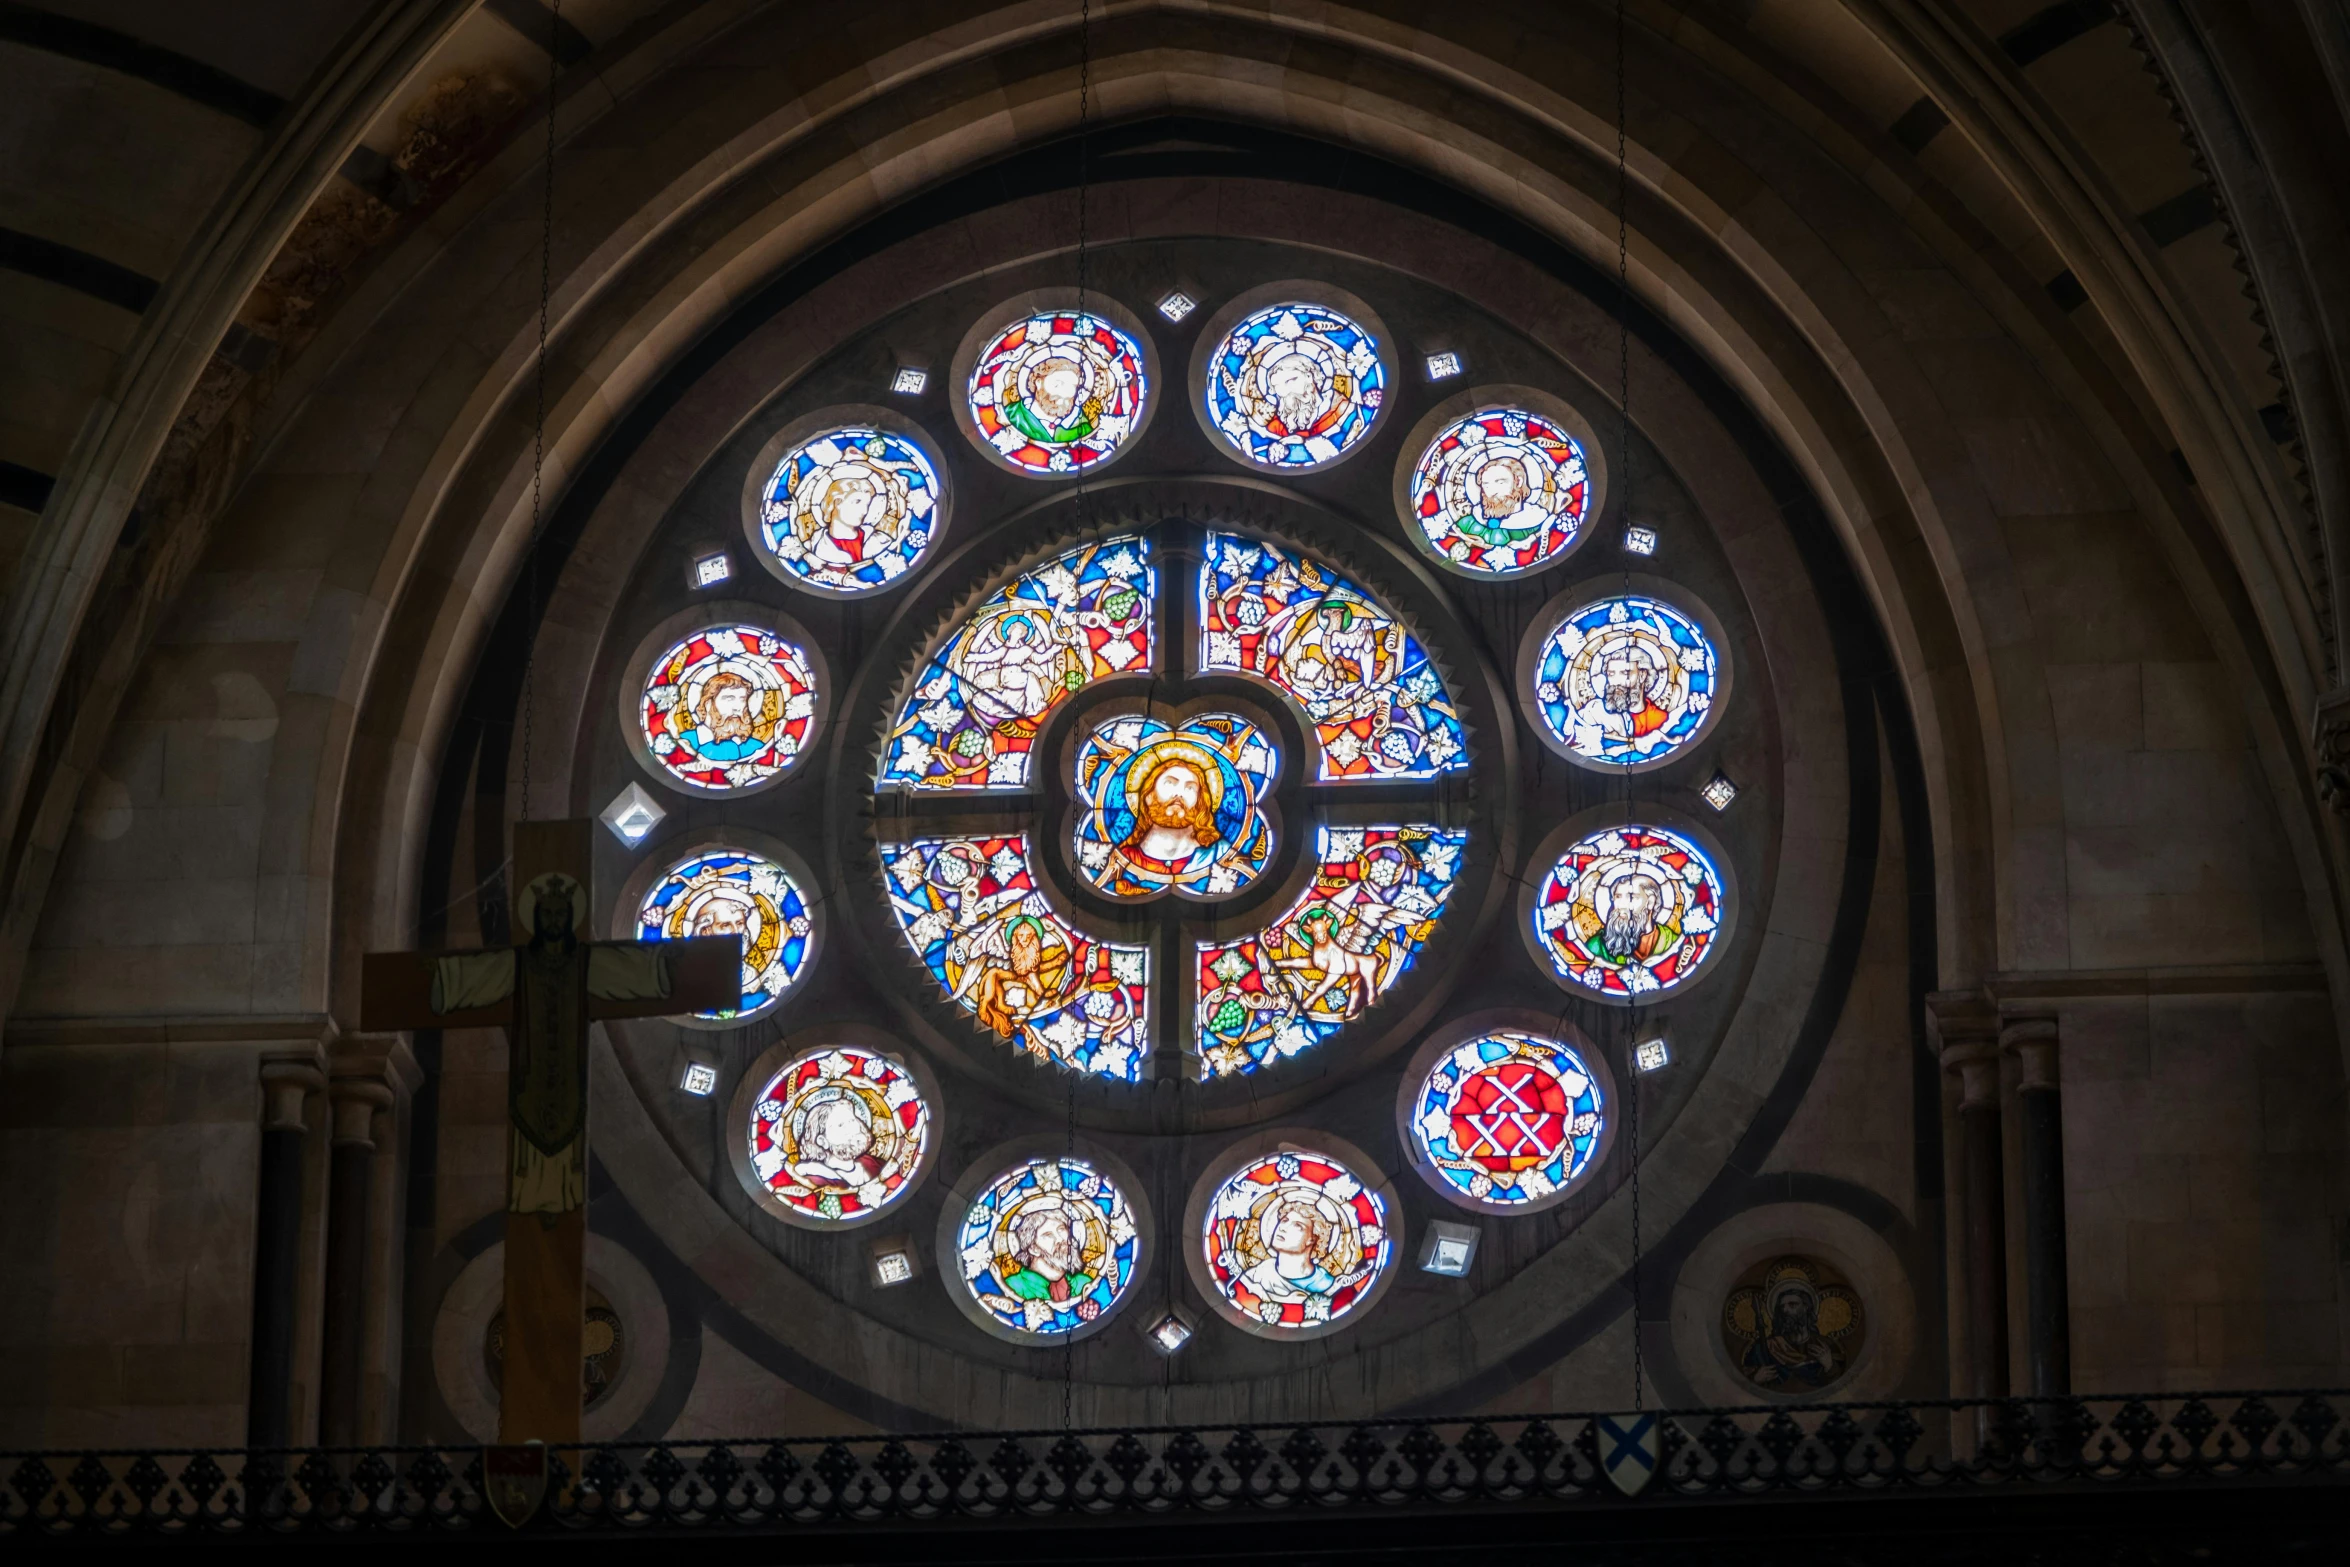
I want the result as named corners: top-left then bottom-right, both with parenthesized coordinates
top-left (879, 527), bottom-right (1470, 1082)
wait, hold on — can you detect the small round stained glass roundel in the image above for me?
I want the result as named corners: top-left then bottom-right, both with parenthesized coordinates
top-left (1409, 407), bottom-right (1592, 574)
top-left (748, 1046), bottom-right (931, 1222)
top-left (1205, 303), bottom-right (1386, 469)
top-left (956, 1156), bottom-right (1139, 1336)
top-left (640, 624), bottom-right (817, 791)
top-left (1533, 595), bottom-right (1720, 768)
top-left (1201, 1149), bottom-right (1391, 1331)
top-left (1533, 825), bottom-right (1724, 996)
top-left (1409, 1031), bottom-right (1604, 1208)
top-left (966, 309), bottom-right (1149, 475)
top-left (756, 426), bottom-right (941, 593)
top-left (637, 849), bottom-right (813, 1019)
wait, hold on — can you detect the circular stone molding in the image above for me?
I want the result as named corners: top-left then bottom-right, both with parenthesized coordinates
top-left (1389, 384), bottom-right (1610, 579)
top-left (1394, 1009), bottom-right (1617, 1215)
top-left (934, 1136), bottom-right (1153, 1347)
top-left (617, 599), bottom-right (831, 799)
top-left (1668, 1202), bottom-right (1915, 1404)
top-left (1181, 1128), bottom-right (1402, 1340)
top-left (949, 289), bottom-right (1160, 479)
top-left (738, 404), bottom-right (951, 596)
top-left (1189, 282), bottom-right (1398, 475)
top-left (1514, 574), bottom-right (1731, 774)
top-left (725, 1025), bottom-right (942, 1231)
top-left (1517, 807), bottom-right (1739, 1006)
top-left (431, 1233), bottom-right (672, 1443)
top-left (610, 827), bottom-right (822, 1032)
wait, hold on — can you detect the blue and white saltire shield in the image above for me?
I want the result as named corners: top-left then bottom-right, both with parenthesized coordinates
top-left (1595, 1412), bottom-right (1660, 1496)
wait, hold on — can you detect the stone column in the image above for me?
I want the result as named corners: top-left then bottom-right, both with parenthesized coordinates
top-left (247, 1055), bottom-right (322, 1449)
top-left (2003, 1013), bottom-right (2068, 1395)
top-left (1932, 994), bottom-right (2009, 1401)
top-left (317, 1076), bottom-right (392, 1447)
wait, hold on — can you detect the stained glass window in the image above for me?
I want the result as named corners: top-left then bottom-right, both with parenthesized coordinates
top-left (1532, 595), bottom-right (1719, 767)
top-left (754, 426), bottom-right (941, 593)
top-left (1407, 407), bottom-right (1591, 575)
top-left (1198, 533), bottom-right (1465, 779)
top-left (1074, 712), bottom-right (1274, 899)
top-left (1197, 826), bottom-right (1464, 1077)
top-left (1204, 303), bottom-right (1385, 468)
top-left (637, 849), bottom-right (813, 1018)
top-left (883, 835), bottom-right (1149, 1080)
top-left (1533, 825), bottom-right (1724, 996)
top-left (956, 1156), bottom-right (1139, 1335)
top-left (967, 310), bottom-right (1149, 474)
top-left (747, 1045), bottom-right (931, 1222)
top-left (639, 624), bottom-right (818, 791)
top-left (1408, 1030), bottom-right (1604, 1207)
top-left (1202, 1149), bottom-right (1391, 1330)
top-left (882, 537), bottom-right (1154, 789)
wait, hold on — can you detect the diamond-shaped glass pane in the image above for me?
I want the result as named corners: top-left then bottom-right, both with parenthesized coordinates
top-left (600, 780), bottom-right (666, 847)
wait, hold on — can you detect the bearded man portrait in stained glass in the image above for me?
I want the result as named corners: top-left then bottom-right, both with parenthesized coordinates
top-left (681, 670), bottom-right (775, 763)
top-left (1004, 352), bottom-right (1100, 448)
top-left (999, 1199), bottom-right (1096, 1313)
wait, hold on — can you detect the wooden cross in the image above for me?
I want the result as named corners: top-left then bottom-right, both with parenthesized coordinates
top-left (361, 820), bottom-right (738, 1443)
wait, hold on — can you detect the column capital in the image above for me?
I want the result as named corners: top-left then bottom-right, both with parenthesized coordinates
top-left (1929, 991), bottom-right (2002, 1109)
top-left (2001, 1012), bottom-right (2060, 1091)
top-left (257, 1052), bottom-right (325, 1131)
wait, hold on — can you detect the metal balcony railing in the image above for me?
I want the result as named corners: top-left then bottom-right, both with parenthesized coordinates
top-left (5, 1391), bottom-right (2345, 1538)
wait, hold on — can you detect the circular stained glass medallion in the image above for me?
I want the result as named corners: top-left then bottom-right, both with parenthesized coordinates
top-left (1533, 595), bottom-right (1720, 769)
top-left (637, 849), bottom-right (813, 1019)
top-left (756, 426), bottom-right (941, 593)
top-left (955, 1156), bottom-right (1140, 1336)
top-left (1073, 712), bottom-right (1275, 900)
top-left (1408, 407), bottom-right (1592, 574)
top-left (1201, 1149), bottom-right (1392, 1332)
top-left (1408, 1030), bottom-right (1604, 1208)
top-left (966, 309), bottom-right (1149, 475)
top-left (1205, 302), bottom-right (1386, 469)
top-left (1532, 825), bottom-right (1724, 997)
top-left (747, 1045), bottom-right (931, 1222)
top-left (639, 624), bottom-right (818, 791)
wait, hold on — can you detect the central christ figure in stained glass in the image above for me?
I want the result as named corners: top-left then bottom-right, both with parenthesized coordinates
top-left (1073, 712), bottom-right (1274, 899)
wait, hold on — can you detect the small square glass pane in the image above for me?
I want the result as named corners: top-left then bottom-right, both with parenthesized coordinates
top-left (1147, 1314), bottom-right (1193, 1354)
top-left (1623, 525), bottom-right (1659, 556)
top-left (1156, 291), bottom-right (1197, 322)
top-left (692, 551), bottom-right (731, 588)
top-left (600, 781), bottom-right (666, 847)
top-left (891, 365), bottom-right (928, 395)
top-left (1701, 773), bottom-right (1738, 812)
top-left (679, 1062), bottom-right (718, 1095)
top-left (1424, 350), bottom-right (1462, 380)
top-left (1634, 1037), bottom-right (1672, 1074)
top-left (874, 1250), bottom-right (915, 1286)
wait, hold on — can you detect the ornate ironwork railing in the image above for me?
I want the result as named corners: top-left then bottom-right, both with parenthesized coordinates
top-left (4, 1391), bottom-right (2345, 1538)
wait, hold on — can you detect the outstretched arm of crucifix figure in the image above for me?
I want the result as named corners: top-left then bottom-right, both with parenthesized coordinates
top-left (363, 936), bottom-right (742, 1033)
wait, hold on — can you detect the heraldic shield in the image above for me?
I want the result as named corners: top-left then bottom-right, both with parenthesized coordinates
top-left (483, 1442), bottom-right (548, 1527)
top-left (1596, 1412), bottom-right (1660, 1496)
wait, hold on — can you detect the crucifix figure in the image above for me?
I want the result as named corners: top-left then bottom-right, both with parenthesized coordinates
top-left (362, 820), bottom-right (738, 1443)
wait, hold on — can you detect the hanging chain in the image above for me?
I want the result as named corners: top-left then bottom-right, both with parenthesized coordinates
top-left (1615, 0), bottom-right (1645, 1417)
top-left (517, 1), bottom-right (562, 822)
top-left (1064, 5), bottom-right (1092, 1440)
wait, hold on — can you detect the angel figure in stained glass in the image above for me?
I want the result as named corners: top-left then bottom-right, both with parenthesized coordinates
top-left (884, 538), bottom-right (1155, 790)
